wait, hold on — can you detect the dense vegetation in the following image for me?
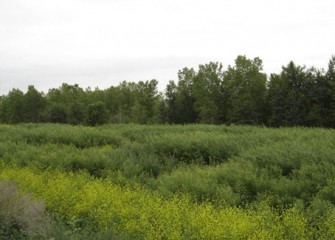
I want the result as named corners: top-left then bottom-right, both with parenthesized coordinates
top-left (1, 124), bottom-right (335, 239)
top-left (1, 55), bottom-right (335, 127)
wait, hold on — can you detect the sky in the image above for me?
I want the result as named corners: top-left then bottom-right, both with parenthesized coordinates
top-left (0, 0), bottom-right (334, 95)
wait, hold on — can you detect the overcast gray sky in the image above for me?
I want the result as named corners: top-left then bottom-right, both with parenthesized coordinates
top-left (0, 0), bottom-right (334, 95)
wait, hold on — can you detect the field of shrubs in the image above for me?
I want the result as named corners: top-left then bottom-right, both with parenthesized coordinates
top-left (1, 124), bottom-right (335, 239)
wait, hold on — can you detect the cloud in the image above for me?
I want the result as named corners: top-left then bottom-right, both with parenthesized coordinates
top-left (0, 56), bottom-right (213, 94)
top-left (0, 0), bottom-right (334, 95)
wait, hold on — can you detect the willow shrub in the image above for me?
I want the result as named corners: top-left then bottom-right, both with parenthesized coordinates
top-left (0, 123), bottom-right (123, 148)
top-left (2, 124), bottom-right (335, 213)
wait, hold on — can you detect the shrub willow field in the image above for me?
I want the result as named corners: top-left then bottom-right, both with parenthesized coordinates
top-left (1, 124), bottom-right (335, 239)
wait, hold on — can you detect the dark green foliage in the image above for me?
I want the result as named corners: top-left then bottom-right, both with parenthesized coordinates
top-left (268, 62), bottom-right (313, 126)
top-left (326, 56), bottom-right (335, 127)
top-left (192, 62), bottom-right (224, 123)
top-left (224, 56), bottom-right (267, 124)
top-left (47, 103), bottom-right (68, 123)
top-left (131, 79), bottom-right (159, 124)
top-left (86, 101), bottom-right (108, 126)
top-left (165, 80), bottom-right (178, 123)
top-left (0, 89), bottom-right (25, 123)
top-left (46, 83), bottom-right (87, 125)
top-left (23, 85), bottom-right (46, 123)
top-left (1, 55), bottom-right (335, 127)
top-left (175, 68), bottom-right (198, 123)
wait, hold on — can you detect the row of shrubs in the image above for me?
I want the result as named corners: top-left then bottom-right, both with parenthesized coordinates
top-left (1, 124), bottom-right (335, 207)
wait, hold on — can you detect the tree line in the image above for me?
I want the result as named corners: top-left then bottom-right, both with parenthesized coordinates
top-left (0, 55), bottom-right (335, 127)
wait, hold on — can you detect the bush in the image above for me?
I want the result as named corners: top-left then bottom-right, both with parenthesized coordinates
top-left (86, 102), bottom-right (108, 126)
top-left (0, 181), bottom-right (50, 239)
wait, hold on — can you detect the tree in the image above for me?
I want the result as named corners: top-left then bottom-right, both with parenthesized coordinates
top-left (165, 80), bottom-right (178, 123)
top-left (46, 83), bottom-right (86, 124)
top-left (192, 62), bottom-right (224, 123)
top-left (175, 68), bottom-right (197, 123)
top-left (306, 69), bottom-right (331, 127)
top-left (105, 86), bottom-right (121, 123)
top-left (156, 97), bottom-right (169, 124)
top-left (268, 61), bottom-right (313, 126)
top-left (0, 89), bottom-right (25, 123)
top-left (48, 104), bottom-right (68, 123)
top-left (267, 73), bottom-right (290, 126)
top-left (224, 56), bottom-right (267, 124)
top-left (23, 85), bottom-right (46, 123)
top-left (131, 79), bottom-right (159, 124)
top-left (326, 56), bottom-right (335, 127)
top-left (86, 101), bottom-right (108, 126)
top-left (111, 81), bottom-right (138, 123)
